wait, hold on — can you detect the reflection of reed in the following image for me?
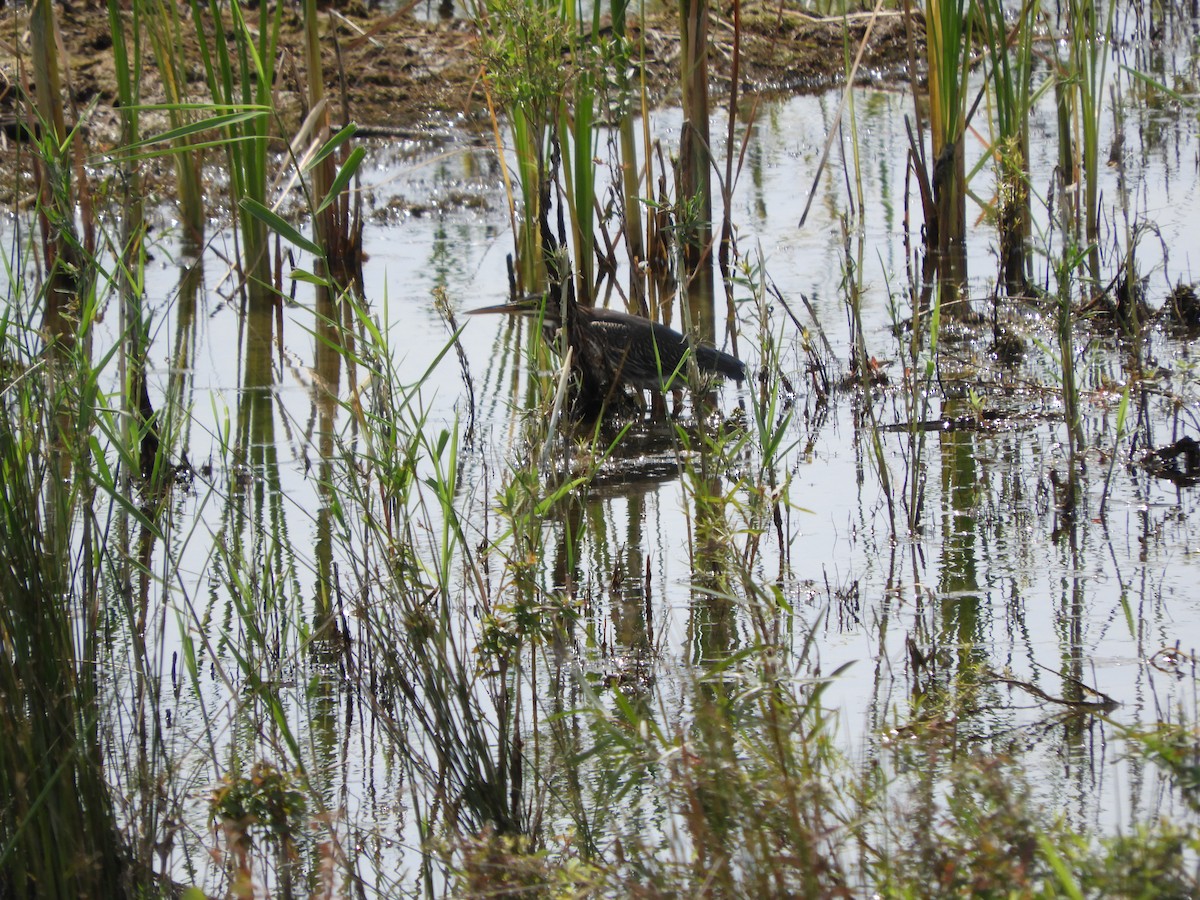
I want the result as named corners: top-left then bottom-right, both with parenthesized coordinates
top-left (221, 284), bottom-right (285, 631)
top-left (169, 242), bottom-right (204, 467)
top-left (938, 398), bottom-right (982, 670)
top-left (1060, 542), bottom-right (1087, 754)
top-left (313, 277), bottom-right (342, 629)
top-left (308, 276), bottom-right (348, 827)
top-left (211, 275), bottom-right (313, 889)
top-left (237, 291), bottom-right (277, 464)
top-left (688, 445), bottom-right (738, 663)
top-left (0, 376), bottom-right (126, 896)
top-left (558, 467), bottom-right (663, 668)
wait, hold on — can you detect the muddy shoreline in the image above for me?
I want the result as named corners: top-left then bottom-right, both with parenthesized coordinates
top-left (2, 3), bottom-right (917, 140)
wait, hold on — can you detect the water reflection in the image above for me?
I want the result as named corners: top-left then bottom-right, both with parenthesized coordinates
top-left (64, 38), bottom-right (1200, 887)
top-left (312, 275), bottom-right (344, 633)
top-left (689, 461), bottom-right (739, 664)
top-left (213, 281), bottom-right (291, 668)
top-left (938, 397), bottom-right (983, 673)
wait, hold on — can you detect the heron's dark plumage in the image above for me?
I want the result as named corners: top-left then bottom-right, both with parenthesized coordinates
top-left (468, 294), bottom-right (744, 412)
top-left (577, 307), bottom-right (745, 389)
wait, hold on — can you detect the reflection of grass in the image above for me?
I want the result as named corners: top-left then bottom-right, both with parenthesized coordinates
top-left (873, 752), bottom-right (1199, 897)
top-left (1121, 716), bottom-right (1200, 811)
top-left (6, 230), bottom-right (1200, 900)
top-left (0, 324), bottom-right (127, 897)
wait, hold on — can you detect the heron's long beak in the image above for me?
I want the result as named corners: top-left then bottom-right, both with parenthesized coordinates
top-left (465, 296), bottom-right (545, 318)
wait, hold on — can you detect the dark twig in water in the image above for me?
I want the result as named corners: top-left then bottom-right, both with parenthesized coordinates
top-left (985, 669), bottom-right (1118, 712)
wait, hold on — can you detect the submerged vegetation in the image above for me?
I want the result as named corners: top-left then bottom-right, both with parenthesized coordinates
top-left (2, 0), bottom-right (1200, 895)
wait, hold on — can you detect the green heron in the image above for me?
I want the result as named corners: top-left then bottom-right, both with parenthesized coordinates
top-left (468, 293), bottom-right (745, 413)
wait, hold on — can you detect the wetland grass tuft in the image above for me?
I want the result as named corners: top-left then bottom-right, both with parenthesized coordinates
top-left (917, 0), bottom-right (972, 315)
top-left (677, 0), bottom-right (714, 313)
top-left (28, 0), bottom-right (92, 352)
top-left (187, 0), bottom-right (283, 321)
top-left (0, 289), bottom-right (127, 898)
top-left (1059, 0), bottom-right (1114, 292)
top-left (479, 0), bottom-right (574, 296)
top-left (977, 0), bottom-right (1037, 299)
top-left (135, 0), bottom-right (207, 243)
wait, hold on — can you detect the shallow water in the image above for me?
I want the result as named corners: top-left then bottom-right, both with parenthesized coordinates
top-left (68, 19), bottom-right (1200, 892)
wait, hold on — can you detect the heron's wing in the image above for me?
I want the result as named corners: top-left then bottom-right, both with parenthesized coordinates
top-left (586, 307), bottom-right (744, 386)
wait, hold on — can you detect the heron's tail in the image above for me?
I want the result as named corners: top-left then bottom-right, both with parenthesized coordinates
top-left (694, 345), bottom-right (747, 383)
